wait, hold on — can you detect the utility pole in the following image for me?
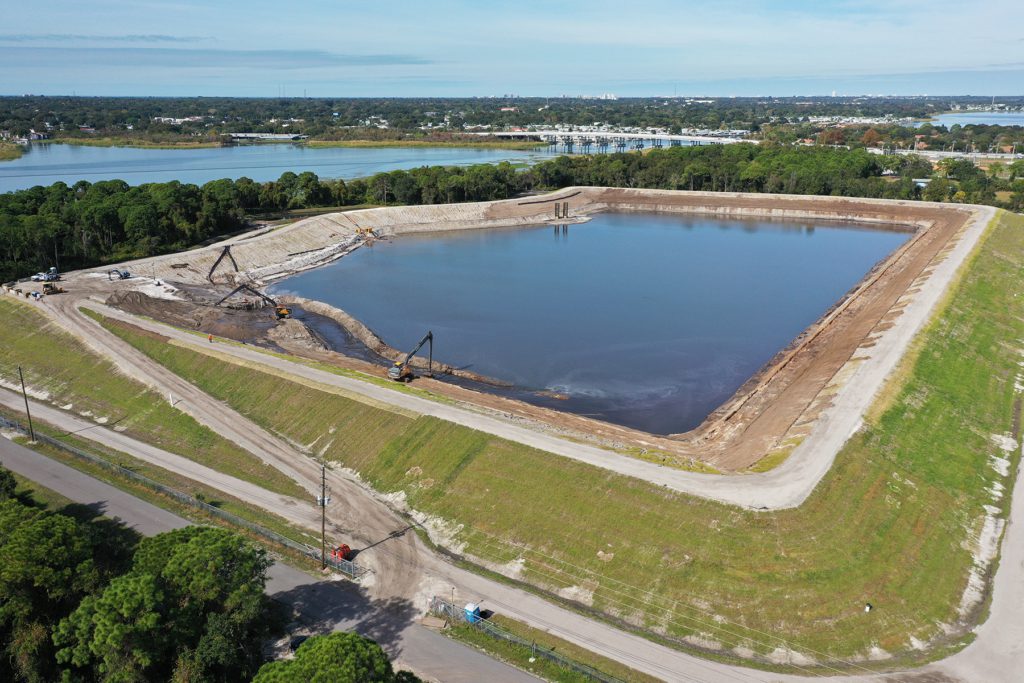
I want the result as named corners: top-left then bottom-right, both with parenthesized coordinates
top-left (318, 460), bottom-right (330, 570)
top-left (17, 366), bottom-right (35, 442)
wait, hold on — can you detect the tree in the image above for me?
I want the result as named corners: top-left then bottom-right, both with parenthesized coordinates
top-left (923, 177), bottom-right (951, 202)
top-left (252, 632), bottom-right (422, 683)
top-left (0, 500), bottom-right (109, 683)
top-left (860, 128), bottom-right (882, 146)
top-left (53, 572), bottom-right (166, 679)
top-left (54, 526), bottom-right (273, 683)
top-left (0, 464), bottom-right (16, 501)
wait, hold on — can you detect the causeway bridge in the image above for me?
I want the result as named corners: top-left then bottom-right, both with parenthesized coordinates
top-left (486, 129), bottom-right (751, 153)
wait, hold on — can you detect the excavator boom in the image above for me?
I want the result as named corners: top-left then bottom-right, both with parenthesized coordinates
top-left (215, 284), bottom-right (290, 319)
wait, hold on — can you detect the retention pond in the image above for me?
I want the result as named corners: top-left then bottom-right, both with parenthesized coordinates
top-left (272, 213), bottom-right (911, 435)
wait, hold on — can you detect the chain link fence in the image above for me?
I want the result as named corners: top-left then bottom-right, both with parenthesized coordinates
top-left (429, 597), bottom-right (627, 683)
top-left (0, 414), bottom-right (368, 580)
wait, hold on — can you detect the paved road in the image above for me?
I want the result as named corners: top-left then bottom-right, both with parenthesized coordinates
top-left (0, 435), bottom-right (538, 683)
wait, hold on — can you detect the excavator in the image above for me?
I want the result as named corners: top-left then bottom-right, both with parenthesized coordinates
top-left (215, 284), bottom-right (291, 320)
top-left (388, 331), bottom-right (433, 381)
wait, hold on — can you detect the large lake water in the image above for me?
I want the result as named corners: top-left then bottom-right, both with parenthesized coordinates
top-left (271, 213), bottom-right (911, 434)
top-left (0, 143), bottom-right (550, 194)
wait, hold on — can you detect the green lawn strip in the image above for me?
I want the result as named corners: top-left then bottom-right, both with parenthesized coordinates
top-left (447, 613), bottom-right (662, 683)
top-left (95, 307), bottom-right (453, 404)
top-left (1, 409), bottom-right (326, 578)
top-left (96, 315), bottom-right (414, 467)
top-left (0, 404), bottom-right (318, 548)
top-left (92, 211), bottom-right (1022, 667)
top-left (0, 298), bottom-right (305, 498)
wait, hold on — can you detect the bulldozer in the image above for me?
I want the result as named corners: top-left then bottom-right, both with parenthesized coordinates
top-left (42, 282), bottom-right (65, 295)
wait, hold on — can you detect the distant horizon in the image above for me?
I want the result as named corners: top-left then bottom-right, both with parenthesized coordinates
top-left (2, 93), bottom-right (1023, 101)
top-left (3, 1), bottom-right (1022, 98)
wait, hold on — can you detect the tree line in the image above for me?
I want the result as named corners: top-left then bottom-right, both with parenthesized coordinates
top-left (0, 464), bottom-right (418, 682)
top-left (3, 143), bottom-right (1024, 282)
top-left (9, 95), bottom-right (1020, 140)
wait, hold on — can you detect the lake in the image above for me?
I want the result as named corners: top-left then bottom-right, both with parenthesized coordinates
top-left (923, 111), bottom-right (1024, 128)
top-left (271, 213), bottom-right (911, 434)
top-left (0, 142), bottom-right (551, 194)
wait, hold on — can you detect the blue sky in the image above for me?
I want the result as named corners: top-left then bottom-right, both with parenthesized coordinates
top-left (2, 0), bottom-right (1021, 97)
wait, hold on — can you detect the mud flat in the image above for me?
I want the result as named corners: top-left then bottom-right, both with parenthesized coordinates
top-left (73, 188), bottom-right (982, 472)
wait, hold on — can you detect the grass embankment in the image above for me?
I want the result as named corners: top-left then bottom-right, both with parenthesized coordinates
top-left (306, 139), bottom-right (544, 151)
top-left (1, 413), bottom-right (327, 577)
top-left (1, 406), bottom-right (317, 548)
top-left (0, 298), bottom-right (304, 498)
top-left (96, 210), bottom-right (1022, 668)
top-left (50, 137), bottom-right (222, 150)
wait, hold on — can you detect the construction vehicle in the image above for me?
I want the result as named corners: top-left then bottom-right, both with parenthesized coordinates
top-left (215, 283), bottom-right (291, 319)
top-left (388, 331), bottom-right (433, 381)
top-left (42, 282), bottom-right (65, 295)
top-left (107, 269), bottom-right (132, 280)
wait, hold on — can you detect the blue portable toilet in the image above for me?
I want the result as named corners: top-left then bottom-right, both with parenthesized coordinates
top-left (464, 602), bottom-right (481, 624)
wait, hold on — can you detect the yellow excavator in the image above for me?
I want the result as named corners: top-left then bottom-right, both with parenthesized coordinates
top-left (388, 331), bottom-right (433, 381)
top-left (215, 284), bottom-right (290, 319)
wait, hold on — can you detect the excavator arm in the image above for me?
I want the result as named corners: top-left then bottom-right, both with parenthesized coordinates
top-left (215, 284), bottom-right (277, 307)
top-left (215, 284), bottom-right (291, 319)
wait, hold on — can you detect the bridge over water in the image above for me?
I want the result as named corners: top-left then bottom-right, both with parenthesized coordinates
top-left (486, 129), bottom-right (751, 153)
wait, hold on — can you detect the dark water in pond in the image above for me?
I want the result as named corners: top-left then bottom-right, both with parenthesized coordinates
top-left (271, 213), bottom-right (911, 434)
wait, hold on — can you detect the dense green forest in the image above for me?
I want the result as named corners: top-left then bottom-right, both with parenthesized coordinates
top-left (762, 121), bottom-right (1024, 151)
top-left (3, 144), bottom-right (1023, 283)
top-left (0, 464), bottom-right (419, 682)
top-left (0, 467), bottom-right (273, 682)
top-left (4, 94), bottom-right (1022, 140)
